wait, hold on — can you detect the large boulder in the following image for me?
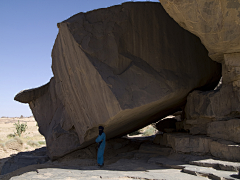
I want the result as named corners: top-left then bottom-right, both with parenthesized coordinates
top-left (15, 2), bottom-right (221, 159)
top-left (159, 0), bottom-right (240, 62)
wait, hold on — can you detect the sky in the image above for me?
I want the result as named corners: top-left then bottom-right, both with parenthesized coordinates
top-left (0, 0), bottom-right (160, 117)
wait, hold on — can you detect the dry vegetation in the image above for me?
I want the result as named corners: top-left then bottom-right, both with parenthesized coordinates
top-left (0, 116), bottom-right (46, 173)
top-left (128, 124), bottom-right (158, 137)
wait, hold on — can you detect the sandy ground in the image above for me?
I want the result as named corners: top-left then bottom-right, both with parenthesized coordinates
top-left (0, 117), bottom-right (45, 173)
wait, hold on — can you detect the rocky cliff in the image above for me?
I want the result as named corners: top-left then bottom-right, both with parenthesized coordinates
top-left (15, 2), bottom-right (221, 159)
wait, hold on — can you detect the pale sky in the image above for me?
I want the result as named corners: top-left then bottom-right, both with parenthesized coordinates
top-left (0, 0), bottom-right (160, 117)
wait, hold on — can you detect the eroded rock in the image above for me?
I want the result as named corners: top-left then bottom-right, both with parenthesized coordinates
top-left (159, 133), bottom-right (240, 161)
top-left (14, 2), bottom-right (221, 159)
top-left (183, 53), bottom-right (240, 140)
top-left (160, 0), bottom-right (240, 62)
top-left (207, 119), bottom-right (240, 143)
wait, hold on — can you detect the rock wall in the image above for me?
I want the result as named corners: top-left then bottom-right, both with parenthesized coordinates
top-left (183, 53), bottom-right (240, 139)
top-left (159, 0), bottom-right (240, 161)
top-left (15, 2), bottom-right (221, 159)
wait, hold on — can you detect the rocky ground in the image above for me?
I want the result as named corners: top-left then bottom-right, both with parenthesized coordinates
top-left (0, 117), bottom-right (239, 180)
top-left (0, 136), bottom-right (240, 179)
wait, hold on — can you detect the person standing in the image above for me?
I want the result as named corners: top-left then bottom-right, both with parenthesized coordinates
top-left (95, 126), bottom-right (106, 167)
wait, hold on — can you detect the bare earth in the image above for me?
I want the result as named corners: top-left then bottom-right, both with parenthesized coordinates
top-left (0, 117), bottom-right (45, 174)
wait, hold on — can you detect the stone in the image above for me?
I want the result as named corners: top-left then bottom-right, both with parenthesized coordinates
top-left (27, 78), bottom-right (80, 160)
top-left (184, 84), bottom-right (240, 122)
top-left (183, 165), bottom-right (239, 180)
top-left (148, 156), bottom-right (240, 179)
top-left (164, 133), bottom-right (211, 155)
top-left (148, 156), bottom-right (188, 169)
top-left (14, 2), bottom-right (221, 159)
top-left (1, 147), bottom-right (49, 175)
top-left (14, 82), bottom-right (49, 103)
top-left (2, 140), bottom-right (240, 180)
top-left (183, 55), bottom-right (240, 138)
top-left (189, 159), bottom-right (240, 172)
top-left (138, 142), bottom-right (172, 156)
top-left (160, 133), bottom-right (240, 161)
top-left (5, 162), bottom-right (208, 180)
top-left (209, 139), bottom-right (240, 162)
top-left (207, 119), bottom-right (240, 143)
top-left (183, 55), bottom-right (240, 137)
top-left (153, 134), bottom-right (162, 144)
top-left (159, 1), bottom-right (240, 159)
top-left (183, 118), bottom-right (213, 135)
top-left (182, 53), bottom-right (240, 147)
top-left (159, 0), bottom-right (240, 62)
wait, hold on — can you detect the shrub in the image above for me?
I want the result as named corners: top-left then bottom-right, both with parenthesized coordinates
top-left (0, 143), bottom-right (7, 151)
top-left (14, 120), bottom-right (27, 137)
top-left (7, 134), bottom-right (16, 138)
top-left (27, 140), bottom-right (39, 147)
top-left (5, 137), bottom-right (23, 151)
top-left (38, 141), bottom-right (46, 145)
top-left (142, 126), bottom-right (157, 136)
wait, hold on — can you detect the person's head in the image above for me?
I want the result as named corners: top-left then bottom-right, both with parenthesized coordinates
top-left (99, 126), bottom-right (104, 135)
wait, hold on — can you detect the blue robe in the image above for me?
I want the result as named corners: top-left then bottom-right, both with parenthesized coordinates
top-left (95, 132), bottom-right (106, 165)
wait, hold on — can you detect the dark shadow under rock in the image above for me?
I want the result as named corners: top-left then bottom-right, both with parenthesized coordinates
top-left (0, 147), bottom-right (49, 175)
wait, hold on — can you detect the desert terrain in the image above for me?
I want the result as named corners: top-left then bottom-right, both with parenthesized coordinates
top-left (0, 116), bottom-right (46, 173)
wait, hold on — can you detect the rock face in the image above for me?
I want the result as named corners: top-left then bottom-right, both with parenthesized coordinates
top-left (159, 0), bottom-right (240, 161)
top-left (15, 2), bottom-right (221, 159)
top-left (158, 133), bottom-right (240, 161)
top-left (160, 0), bottom-right (240, 62)
top-left (207, 119), bottom-right (240, 143)
top-left (182, 53), bottom-right (240, 141)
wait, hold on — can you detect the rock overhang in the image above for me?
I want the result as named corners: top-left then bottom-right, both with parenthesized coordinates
top-left (14, 2), bottom-right (221, 159)
top-left (159, 0), bottom-right (240, 63)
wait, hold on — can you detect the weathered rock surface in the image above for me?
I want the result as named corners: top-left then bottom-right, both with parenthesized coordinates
top-left (160, 0), bottom-right (240, 62)
top-left (2, 136), bottom-right (240, 180)
top-left (14, 82), bottom-right (49, 103)
top-left (5, 161), bottom-right (209, 180)
top-left (183, 53), bottom-right (240, 139)
top-left (207, 119), bottom-right (240, 143)
top-left (1, 147), bottom-right (49, 175)
top-left (184, 86), bottom-right (240, 121)
top-left (3, 149), bottom-right (239, 180)
top-left (29, 77), bottom-right (81, 159)
top-left (148, 156), bottom-right (239, 179)
top-left (159, 1), bottom-right (240, 158)
top-left (189, 158), bottom-right (240, 172)
top-left (14, 2), bottom-right (221, 159)
top-left (158, 133), bottom-right (240, 162)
